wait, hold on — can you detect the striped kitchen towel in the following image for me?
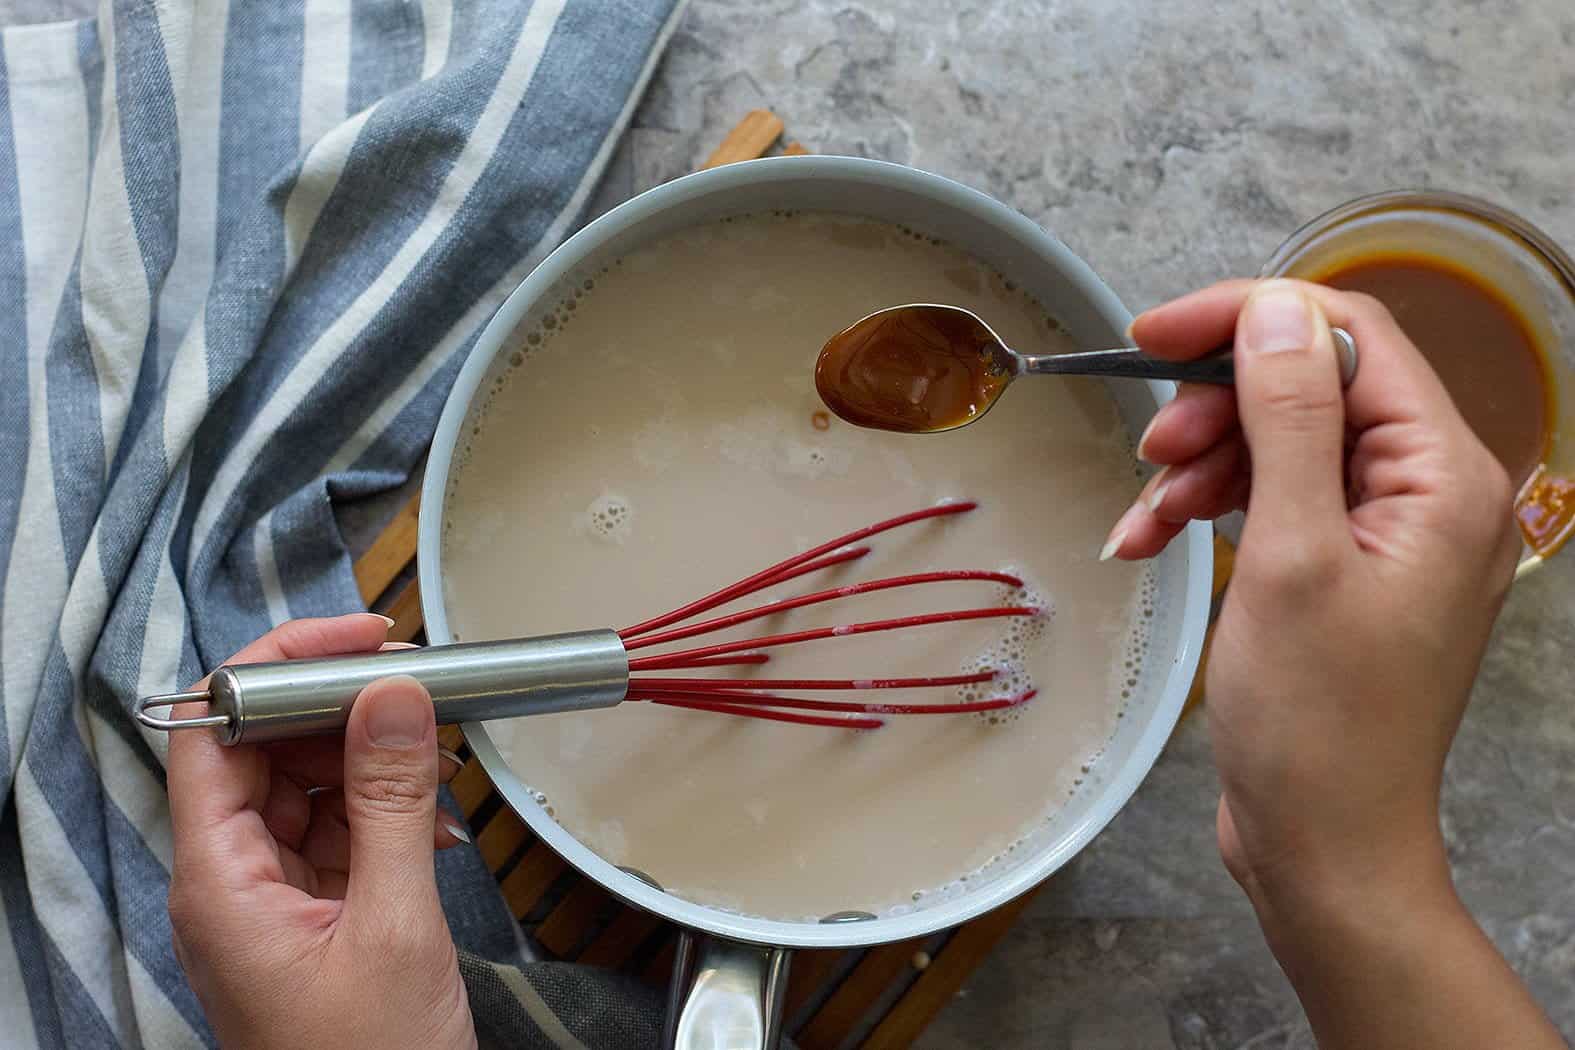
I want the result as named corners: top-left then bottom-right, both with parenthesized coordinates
top-left (0, 0), bottom-right (686, 1046)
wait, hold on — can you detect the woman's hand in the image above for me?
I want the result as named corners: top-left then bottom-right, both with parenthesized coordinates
top-left (1107, 279), bottom-right (1562, 1049)
top-left (167, 614), bottom-right (477, 1050)
top-left (1113, 277), bottom-right (1522, 910)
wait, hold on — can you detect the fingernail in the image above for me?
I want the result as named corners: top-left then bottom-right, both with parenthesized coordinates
top-left (371, 613), bottom-right (397, 628)
top-left (1136, 413), bottom-right (1161, 463)
top-left (441, 818), bottom-right (472, 845)
top-left (1145, 467), bottom-right (1172, 513)
top-left (364, 678), bottom-right (428, 748)
top-left (1123, 317), bottom-right (1138, 343)
top-left (380, 641), bottom-right (421, 651)
top-left (438, 747), bottom-right (465, 774)
top-left (1100, 505), bottom-right (1141, 562)
top-left (1241, 283), bottom-right (1313, 355)
top-left (1099, 528), bottom-right (1127, 563)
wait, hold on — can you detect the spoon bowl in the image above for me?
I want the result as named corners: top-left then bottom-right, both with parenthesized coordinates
top-left (813, 304), bottom-right (1014, 433)
top-left (816, 303), bottom-right (1358, 434)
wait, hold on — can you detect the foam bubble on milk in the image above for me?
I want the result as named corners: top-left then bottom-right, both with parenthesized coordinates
top-left (949, 566), bottom-right (1057, 727)
top-left (496, 780), bottom-right (558, 821)
top-left (1115, 562), bottom-right (1159, 705)
top-left (573, 490), bottom-right (633, 544)
top-left (784, 442), bottom-right (851, 479)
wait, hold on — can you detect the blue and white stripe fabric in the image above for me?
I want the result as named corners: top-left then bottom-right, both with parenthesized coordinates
top-left (0, 1), bottom-right (685, 1045)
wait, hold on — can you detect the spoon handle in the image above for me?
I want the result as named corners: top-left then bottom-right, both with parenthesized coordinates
top-left (1017, 327), bottom-right (1358, 387)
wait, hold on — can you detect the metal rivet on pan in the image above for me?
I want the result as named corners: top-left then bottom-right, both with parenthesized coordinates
top-left (819, 910), bottom-right (877, 924)
top-left (619, 866), bottom-right (664, 891)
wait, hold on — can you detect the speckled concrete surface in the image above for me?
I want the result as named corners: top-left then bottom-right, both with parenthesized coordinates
top-left (600, 3), bottom-right (1575, 1045)
top-left (14, 0), bottom-right (1567, 1044)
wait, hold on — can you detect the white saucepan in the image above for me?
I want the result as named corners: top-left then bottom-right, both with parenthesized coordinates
top-left (417, 156), bottom-right (1213, 1049)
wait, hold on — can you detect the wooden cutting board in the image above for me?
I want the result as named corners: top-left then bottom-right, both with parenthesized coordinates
top-left (353, 110), bottom-right (1233, 1048)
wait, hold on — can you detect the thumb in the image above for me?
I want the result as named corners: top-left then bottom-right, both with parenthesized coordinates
top-left (341, 676), bottom-right (443, 917)
top-left (1235, 280), bottom-right (1351, 545)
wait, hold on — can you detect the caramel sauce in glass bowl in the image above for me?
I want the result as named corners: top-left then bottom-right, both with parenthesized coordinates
top-left (1263, 191), bottom-right (1575, 570)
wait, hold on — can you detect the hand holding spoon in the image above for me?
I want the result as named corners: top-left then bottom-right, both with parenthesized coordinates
top-left (815, 303), bottom-right (1358, 434)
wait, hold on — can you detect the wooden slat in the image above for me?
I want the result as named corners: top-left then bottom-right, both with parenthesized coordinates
top-left (702, 109), bottom-right (783, 169)
top-left (536, 880), bottom-right (607, 958)
top-left (578, 905), bottom-right (664, 970)
top-left (355, 492), bottom-right (421, 603)
top-left (499, 843), bottom-right (567, 919)
top-left (449, 758), bottom-right (494, 820)
top-left (860, 890), bottom-right (1039, 1049)
top-left (800, 939), bottom-right (927, 1049)
top-left (381, 578), bottom-right (423, 642)
top-left (784, 949), bottom-right (845, 1019)
top-left (642, 935), bottom-right (679, 984)
top-left (476, 805), bottom-right (531, 871)
top-left (781, 141), bottom-right (810, 156)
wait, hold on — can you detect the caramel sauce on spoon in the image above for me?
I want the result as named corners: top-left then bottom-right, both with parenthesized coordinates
top-left (815, 305), bottom-right (1010, 433)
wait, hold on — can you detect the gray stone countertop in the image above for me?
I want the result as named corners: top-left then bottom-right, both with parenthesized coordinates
top-left (596, 3), bottom-right (1575, 1047)
top-left (13, 0), bottom-right (1560, 1044)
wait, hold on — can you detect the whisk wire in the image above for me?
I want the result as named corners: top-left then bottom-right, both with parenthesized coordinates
top-left (651, 699), bottom-right (885, 731)
top-left (617, 501), bottom-right (977, 638)
top-left (638, 672), bottom-right (997, 691)
top-left (626, 685), bottom-right (1037, 717)
top-left (621, 501), bottom-right (1046, 731)
top-left (621, 570), bottom-right (1023, 652)
top-left (627, 606), bottom-right (1038, 672)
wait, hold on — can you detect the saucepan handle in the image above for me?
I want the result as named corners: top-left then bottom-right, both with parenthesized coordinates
top-left (664, 931), bottom-right (792, 1050)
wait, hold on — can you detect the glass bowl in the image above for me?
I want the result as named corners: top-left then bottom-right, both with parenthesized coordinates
top-left (1262, 190), bottom-right (1575, 575)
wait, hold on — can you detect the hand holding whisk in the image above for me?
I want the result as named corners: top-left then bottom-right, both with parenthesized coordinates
top-left (136, 501), bottom-right (1043, 743)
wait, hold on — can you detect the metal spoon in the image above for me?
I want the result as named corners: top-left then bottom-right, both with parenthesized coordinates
top-left (814, 303), bottom-right (1359, 434)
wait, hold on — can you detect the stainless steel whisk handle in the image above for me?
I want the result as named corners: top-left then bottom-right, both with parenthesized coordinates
top-left (135, 629), bottom-right (629, 746)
